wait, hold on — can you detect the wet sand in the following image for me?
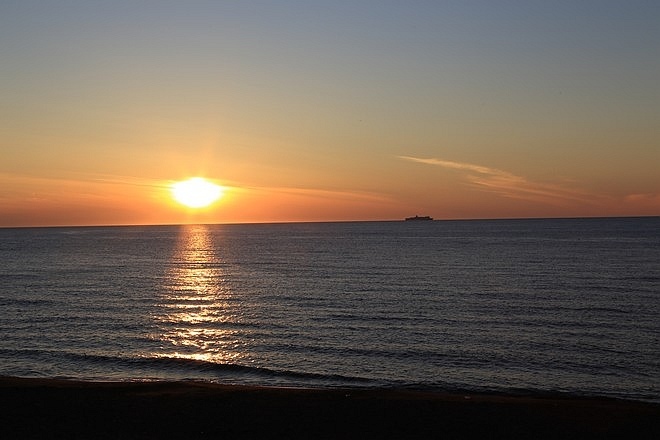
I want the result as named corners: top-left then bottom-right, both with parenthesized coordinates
top-left (1, 377), bottom-right (659, 439)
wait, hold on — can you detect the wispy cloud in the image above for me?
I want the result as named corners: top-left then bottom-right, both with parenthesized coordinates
top-left (398, 156), bottom-right (596, 206)
top-left (242, 185), bottom-right (393, 204)
top-left (622, 193), bottom-right (660, 214)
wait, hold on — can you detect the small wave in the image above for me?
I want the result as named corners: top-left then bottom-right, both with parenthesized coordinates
top-left (0, 297), bottom-right (56, 307)
top-left (138, 355), bottom-right (378, 385)
top-left (3, 348), bottom-right (658, 402)
top-left (48, 351), bottom-right (377, 386)
top-left (0, 348), bottom-right (372, 386)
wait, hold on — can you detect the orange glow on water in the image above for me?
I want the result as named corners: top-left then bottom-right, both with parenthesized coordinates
top-left (154, 225), bottom-right (247, 364)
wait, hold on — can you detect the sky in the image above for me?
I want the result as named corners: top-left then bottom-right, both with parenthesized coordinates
top-left (1, 0), bottom-right (659, 226)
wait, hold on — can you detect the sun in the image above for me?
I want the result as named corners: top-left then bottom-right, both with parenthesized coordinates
top-left (171, 177), bottom-right (224, 208)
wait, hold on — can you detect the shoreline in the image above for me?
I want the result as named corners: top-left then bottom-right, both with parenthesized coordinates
top-left (2, 377), bottom-right (659, 439)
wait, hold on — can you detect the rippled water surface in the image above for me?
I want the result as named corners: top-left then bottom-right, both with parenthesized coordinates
top-left (1, 218), bottom-right (659, 401)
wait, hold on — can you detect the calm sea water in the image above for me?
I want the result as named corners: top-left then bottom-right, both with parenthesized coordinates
top-left (1, 218), bottom-right (659, 401)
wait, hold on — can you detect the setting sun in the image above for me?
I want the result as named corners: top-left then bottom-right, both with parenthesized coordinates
top-left (171, 178), bottom-right (224, 208)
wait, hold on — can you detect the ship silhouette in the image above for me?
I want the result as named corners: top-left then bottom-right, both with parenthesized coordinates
top-left (405, 215), bottom-right (433, 221)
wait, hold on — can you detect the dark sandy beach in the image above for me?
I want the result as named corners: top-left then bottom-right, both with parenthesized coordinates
top-left (1, 377), bottom-right (659, 439)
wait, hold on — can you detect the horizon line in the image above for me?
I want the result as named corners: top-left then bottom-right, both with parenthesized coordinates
top-left (1, 214), bottom-right (658, 230)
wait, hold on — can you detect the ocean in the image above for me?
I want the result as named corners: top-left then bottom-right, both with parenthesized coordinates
top-left (1, 217), bottom-right (659, 402)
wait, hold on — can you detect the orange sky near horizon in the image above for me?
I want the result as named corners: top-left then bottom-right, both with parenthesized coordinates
top-left (1, 1), bottom-right (659, 227)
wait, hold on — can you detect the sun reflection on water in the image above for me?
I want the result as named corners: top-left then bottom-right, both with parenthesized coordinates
top-left (155, 224), bottom-right (247, 365)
